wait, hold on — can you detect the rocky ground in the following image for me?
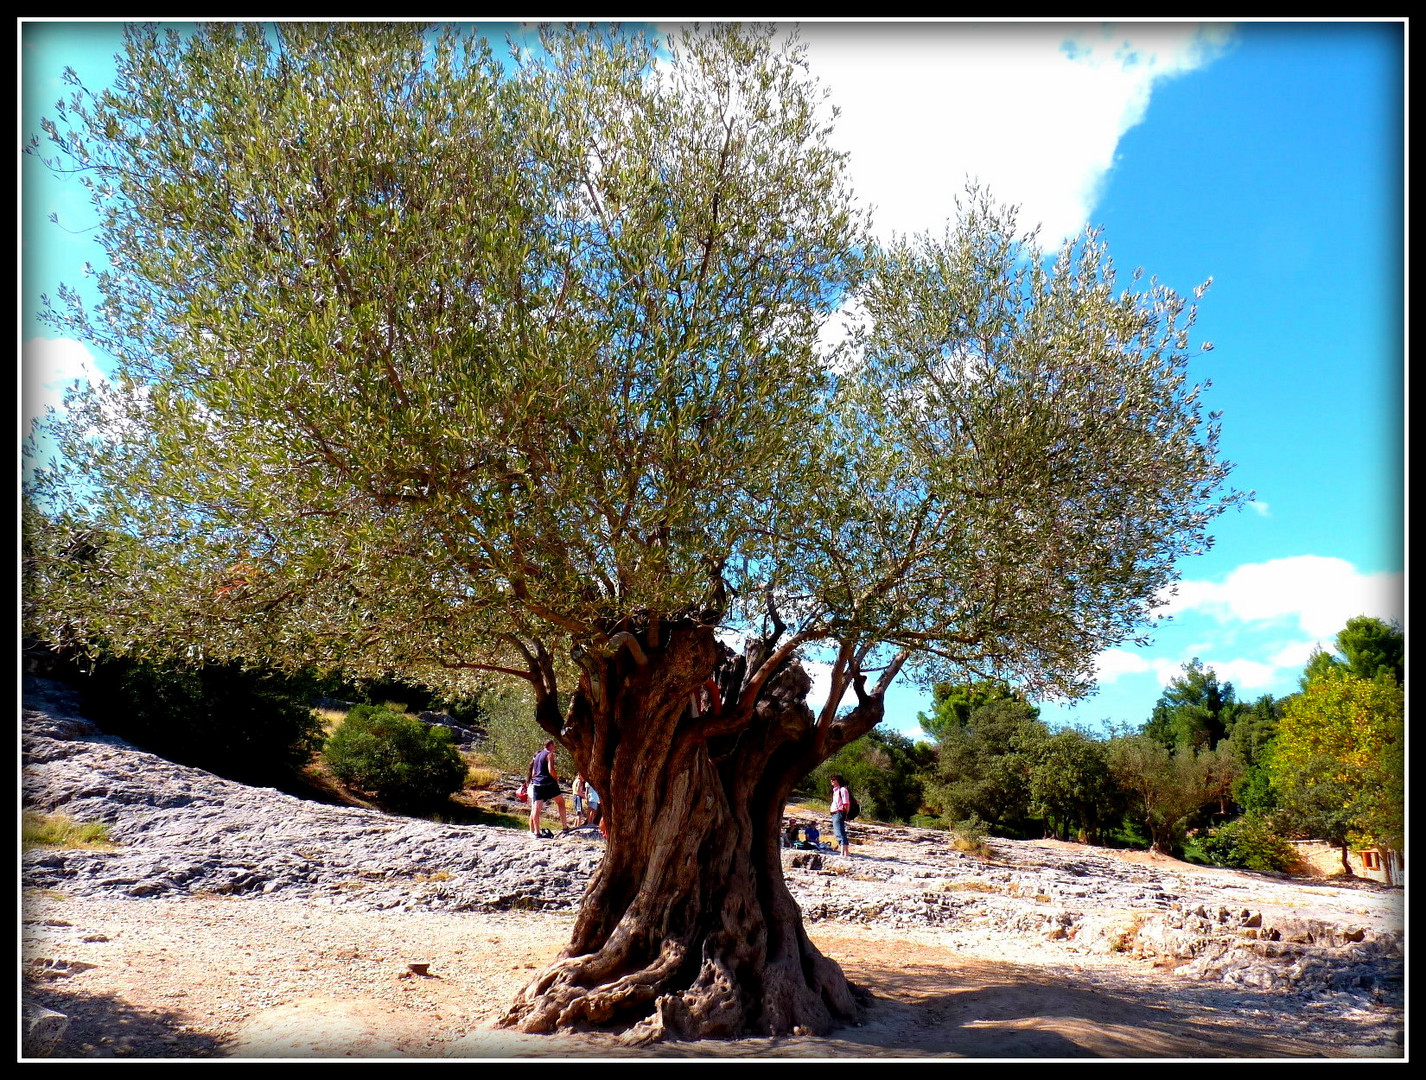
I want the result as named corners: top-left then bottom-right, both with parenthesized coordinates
top-left (20, 676), bottom-right (1406, 1059)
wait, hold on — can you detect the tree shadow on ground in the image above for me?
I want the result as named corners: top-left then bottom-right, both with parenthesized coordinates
top-left (25, 982), bottom-right (228, 1058)
top-left (819, 953), bottom-right (1330, 1058)
top-left (432, 802), bottom-right (529, 830)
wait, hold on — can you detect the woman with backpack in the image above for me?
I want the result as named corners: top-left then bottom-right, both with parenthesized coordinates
top-left (829, 774), bottom-right (852, 857)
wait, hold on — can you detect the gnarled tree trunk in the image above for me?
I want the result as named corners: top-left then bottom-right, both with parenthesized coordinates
top-left (499, 619), bottom-right (881, 1043)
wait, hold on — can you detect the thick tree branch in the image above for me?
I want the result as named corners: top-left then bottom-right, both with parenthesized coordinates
top-left (434, 659), bottom-right (541, 682)
top-left (606, 631), bottom-right (649, 666)
top-left (509, 576), bottom-right (600, 639)
top-left (815, 638), bottom-right (856, 728)
top-left (740, 628), bottom-right (821, 707)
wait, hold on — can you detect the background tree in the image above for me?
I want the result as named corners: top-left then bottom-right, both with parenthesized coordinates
top-left (474, 683), bottom-right (560, 777)
top-left (1299, 647), bottom-right (1345, 691)
top-left (25, 22), bottom-right (1240, 1042)
top-left (925, 700), bottom-right (1049, 836)
top-left (1270, 668), bottom-right (1404, 872)
top-left (1223, 693), bottom-right (1281, 814)
top-left (1106, 734), bottom-right (1236, 854)
top-left (1334, 616), bottom-right (1405, 686)
top-left (916, 679), bottom-right (1027, 742)
top-left (1142, 658), bottom-right (1245, 751)
top-left (1028, 726), bottom-right (1124, 844)
top-left (1300, 616), bottom-right (1405, 690)
top-left (75, 653), bottom-right (325, 788)
top-left (808, 728), bottom-right (933, 823)
top-left (1197, 740), bottom-right (1242, 820)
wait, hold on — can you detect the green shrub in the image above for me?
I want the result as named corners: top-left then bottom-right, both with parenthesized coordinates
top-left (949, 814), bottom-right (992, 857)
top-left (1196, 813), bottom-right (1299, 873)
top-left (324, 705), bottom-right (467, 810)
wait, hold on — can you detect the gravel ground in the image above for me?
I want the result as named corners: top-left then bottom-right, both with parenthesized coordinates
top-left (21, 889), bottom-right (1405, 1059)
top-left (20, 677), bottom-right (1406, 1059)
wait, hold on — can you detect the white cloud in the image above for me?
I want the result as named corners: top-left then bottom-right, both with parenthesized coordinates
top-left (802, 659), bottom-right (835, 716)
top-left (1160, 555), bottom-right (1404, 639)
top-left (1093, 557), bottom-right (1402, 702)
top-left (1267, 639), bottom-right (1322, 671)
top-left (1155, 577), bottom-right (1217, 614)
top-left (1150, 659), bottom-right (1189, 685)
top-left (1093, 648), bottom-right (1150, 681)
top-left (1091, 649), bottom-right (1185, 688)
top-left (1184, 636), bottom-right (1372, 697)
top-left (798, 22), bottom-right (1233, 243)
top-left (1094, 647), bottom-right (1291, 697)
top-left (1249, 500), bottom-right (1272, 517)
top-left (1193, 657), bottom-right (1279, 692)
top-left (22, 337), bottom-right (107, 433)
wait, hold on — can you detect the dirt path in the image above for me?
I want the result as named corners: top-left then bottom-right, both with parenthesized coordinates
top-left (23, 891), bottom-right (1401, 1059)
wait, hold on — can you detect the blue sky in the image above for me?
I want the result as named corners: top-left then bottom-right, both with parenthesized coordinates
top-left (20, 21), bottom-right (1406, 738)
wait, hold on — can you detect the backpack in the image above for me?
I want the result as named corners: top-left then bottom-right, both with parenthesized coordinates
top-left (846, 795), bottom-right (861, 822)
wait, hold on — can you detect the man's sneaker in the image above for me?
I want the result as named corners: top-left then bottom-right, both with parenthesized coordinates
top-left (540, 828), bottom-right (554, 839)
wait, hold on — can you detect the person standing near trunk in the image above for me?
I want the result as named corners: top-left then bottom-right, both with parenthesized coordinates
top-left (829, 774), bottom-right (851, 857)
top-left (527, 740), bottom-right (570, 837)
top-left (572, 773), bottom-right (587, 820)
top-left (584, 782), bottom-right (602, 827)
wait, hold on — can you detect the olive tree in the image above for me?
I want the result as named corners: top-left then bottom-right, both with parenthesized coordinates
top-left (25, 22), bottom-right (1239, 1043)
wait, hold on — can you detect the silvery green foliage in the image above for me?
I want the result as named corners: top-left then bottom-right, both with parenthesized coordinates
top-left (806, 188), bottom-right (1242, 702)
top-left (26, 24), bottom-right (1239, 716)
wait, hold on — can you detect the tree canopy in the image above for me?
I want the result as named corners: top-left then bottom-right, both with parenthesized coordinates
top-left (1300, 616), bottom-right (1405, 690)
top-left (916, 678), bottom-right (1032, 742)
top-left (1270, 668), bottom-right (1404, 863)
top-left (1029, 726), bottom-right (1123, 844)
top-left (925, 698), bottom-right (1047, 835)
top-left (1142, 657), bottom-right (1245, 750)
top-left (25, 22), bottom-right (1242, 1041)
top-left (1106, 734), bottom-right (1236, 854)
top-left (28, 21), bottom-right (1239, 714)
top-left (28, 23), bottom-right (860, 685)
top-left (1335, 616), bottom-right (1404, 687)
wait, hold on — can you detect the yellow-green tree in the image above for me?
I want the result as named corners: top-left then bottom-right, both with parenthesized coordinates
top-left (1270, 669), bottom-right (1404, 873)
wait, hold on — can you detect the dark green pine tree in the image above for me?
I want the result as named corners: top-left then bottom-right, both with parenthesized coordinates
top-left (1142, 658), bottom-right (1246, 751)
